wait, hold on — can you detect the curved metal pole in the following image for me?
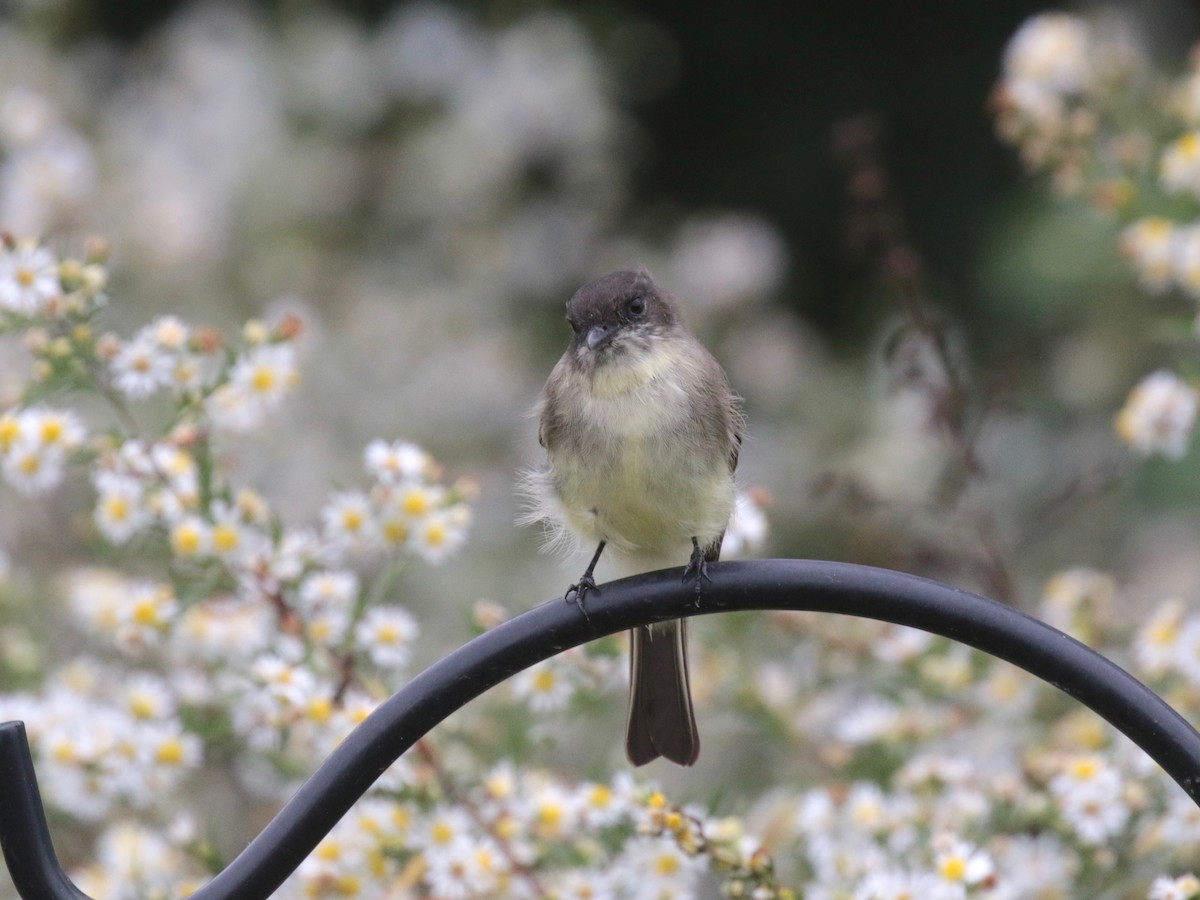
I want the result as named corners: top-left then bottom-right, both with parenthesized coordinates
top-left (3, 559), bottom-right (1200, 899)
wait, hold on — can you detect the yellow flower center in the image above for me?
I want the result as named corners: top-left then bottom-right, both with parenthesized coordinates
top-left (172, 524), bottom-right (202, 556)
top-left (155, 738), bottom-right (184, 766)
top-left (212, 524), bottom-right (239, 552)
top-left (39, 419), bottom-right (63, 444)
top-left (589, 784), bottom-right (612, 808)
top-left (1068, 756), bottom-right (1100, 780)
top-left (131, 598), bottom-right (161, 626)
top-left (0, 417), bottom-right (18, 452)
top-left (382, 519), bottom-right (408, 545)
top-left (939, 856), bottom-right (967, 882)
top-left (104, 495), bottom-right (129, 522)
top-left (15, 267), bottom-right (34, 287)
top-left (250, 366), bottom-right (275, 393)
top-left (128, 695), bottom-right (156, 719)
top-left (424, 521), bottom-right (446, 546)
top-left (654, 854), bottom-right (680, 876)
top-left (402, 490), bottom-right (429, 517)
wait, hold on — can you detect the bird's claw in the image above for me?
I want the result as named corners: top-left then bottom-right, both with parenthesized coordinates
top-left (681, 543), bottom-right (711, 606)
top-left (565, 573), bottom-right (598, 620)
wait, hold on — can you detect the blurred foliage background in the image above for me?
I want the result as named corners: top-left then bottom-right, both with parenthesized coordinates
top-left (9, 0), bottom-right (1200, 893)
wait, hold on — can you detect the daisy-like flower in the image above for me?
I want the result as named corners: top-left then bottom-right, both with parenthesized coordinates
top-left (92, 471), bottom-right (152, 544)
top-left (933, 833), bottom-right (994, 891)
top-left (1135, 599), bottom-right (1187, 675)
top-left (169, 516), bottom-right (210, 558)
top-left (119, 674), bottom-right (176, 721)
top-left (423, 834), bottom-right (506, 899)
top-left (2, 437), bottom-right (66, 495)
top-left (355, 606), bottom-right (419, 669)
top-left (1120, 216), bottom-right (1176, 293)
top-left (1171, 616), bottom-right (1200, 686)
top-left (1162, 132), bottom-right (1200, 197)
top-left (135, 720), bottom-right (203, 789)
top-left (364, 438), bottom-right (431, 485)
top-left (23, 406), bottom-right (86, 452)
top-left (410, 806), bottom-right (476, 856)
top-left (1049, 754), bottom-right (1129, 846)
top-left (110, 336), bottom-right (173, 399)
top-left (1171, 223), bottom-right (1200, 299)
top-left (1115, 370), bottom-right (1197, 459)
top-left (321, 490), bottom-right (377, 552)
top-left (512, 660), bottom-right (574, 713)
top-left (411, 508), bottom-right (469, 564)
top-left (855, 869), bottom-right (947, 900)
top-left (209, 343), bottom-right (300, 432)
top-left (115, 581), bottom-right (178, 651)
top-left (576, 779), bottom-right (630, 829)
top-left (1149, 873), bottom-right (1200, 900)
top-left (0, 240), bottom-right (59, 314)
top-left (298, 569), bottom-right (359, 612)
top-left (146, 315), bottom-right (190, 351)
top-left (1002, 13), bottom-right (1091, 96)
top-left (614, 835), bottom-right (706, 900)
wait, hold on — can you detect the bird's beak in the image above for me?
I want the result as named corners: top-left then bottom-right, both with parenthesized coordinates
top-left (586, 324), bottom-right (613, 350)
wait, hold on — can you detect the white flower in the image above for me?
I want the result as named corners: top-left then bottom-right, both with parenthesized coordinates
top-left (834, 699), bottom-right (901, 745)
top-left (855, 869), bottom-right (947, 900)
top-left (721, 489), bottom-right (769, 558)
top-left (1002, 13), bottom-right (1090, 96)
top-left (1162, 133), bottom-right (1200, 197)
top-left (355, 606), bottom-right (419, 668)
top-left (227, 342), bottom-right (299, 409)
top-left (364, 438), bottom-right (430, 484)
top-left (2, 438), bottom-right (66, 495)
top-left (1135, 599), bottom-right (1187, 675)
top-left (1115, 370), bottom-right (1197, 459)
top-left (92, 472), bottom-right (152, 544)
top-left (1149, 874), bottom-right (1200, 900)
top-left (1172, 616), bottom-right (1200, 686)
top-left (512, 660), bottom-right (574, 713)
top-left (115, 582), bottom-right (178, 651)
top-left (410, 806), bottom-right (475, 854)
top-left (206, 343), bottom-right (299, 432)
top-left (146, 315), bottom-right (190, 351)
top-left (298, 569), bottom-right (360, 612)
top-left (110, 336), bottom-right (173, 399)
top-left (1172, 224), bottom-right (1200, 299)
top-left (668, 214), bottom-right (788, 312)
top-left (1120, 217), bottom-right (1175, 293)
top-left (423, 835), bottom-right (505, 898)
top-left (411, 508), bottom-right (469, 564)
top-left (1049, 755), bottom-right (1129, 845)
top-left (321, 490), bottom-right (377, 550)
top-left (613, 835), bottom-right (706, 900)
top-left (0, 241), bottom-right (59, 314)
top-left (119, 674), bottom-right (176, 721)
top-left (933, 833), bottom-right (993, 888)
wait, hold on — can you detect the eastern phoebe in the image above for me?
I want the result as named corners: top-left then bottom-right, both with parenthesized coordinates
top-left (525, 269), bottom-right (742, 766)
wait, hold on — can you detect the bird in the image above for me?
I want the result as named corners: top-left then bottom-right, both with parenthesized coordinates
top-left (524, 269), bottom-right (742, 766)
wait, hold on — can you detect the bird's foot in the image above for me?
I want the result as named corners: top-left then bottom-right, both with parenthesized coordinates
top-left (565, 573), bottom-right (598, 620)
top-left (681, 538), bottom-right (711, 606)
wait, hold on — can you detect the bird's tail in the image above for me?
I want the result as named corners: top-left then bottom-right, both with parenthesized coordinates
top-left (625, 619), bottom-right (700, 766)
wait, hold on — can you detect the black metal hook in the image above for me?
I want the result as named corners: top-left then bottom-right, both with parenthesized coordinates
top-left (3, 559), bottom-right (1200, 899)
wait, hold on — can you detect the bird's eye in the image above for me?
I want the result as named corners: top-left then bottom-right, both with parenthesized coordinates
top-left (627, 296), bottom-right (646, 317)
